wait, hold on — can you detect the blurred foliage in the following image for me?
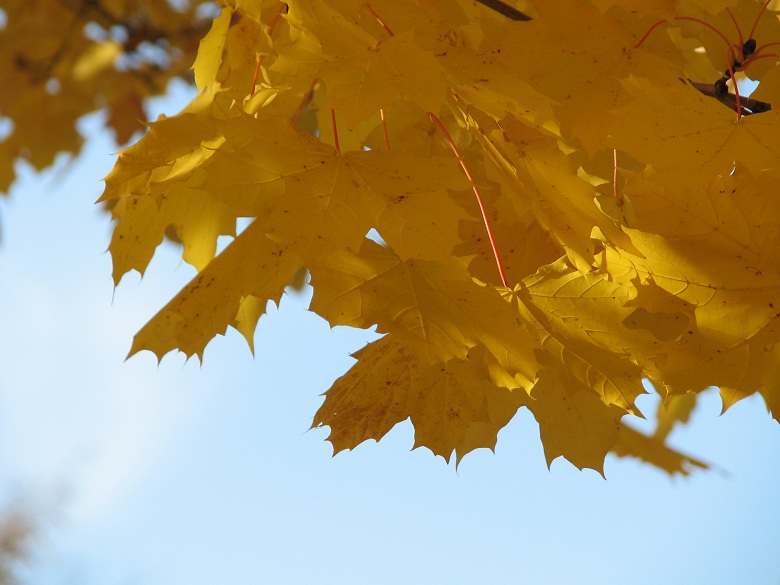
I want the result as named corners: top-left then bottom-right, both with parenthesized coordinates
top-left (0, 0), bottom-right (218, 193)
top-left (0, 504), bottom-right (37, 585)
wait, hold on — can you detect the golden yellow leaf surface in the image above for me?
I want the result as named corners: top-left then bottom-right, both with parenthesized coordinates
top-left (100, 0), bottom-right (780, 473)
top-left (193, 7), bottom-right (234, 91)
top-left (528, 353), bottom-right (625, 474)
top-left (309, 241), bottom-right (538, 388)
top-left (516, 258), bottom-right (651, 413)
top-left (313, 337), bottom-right (529, 464)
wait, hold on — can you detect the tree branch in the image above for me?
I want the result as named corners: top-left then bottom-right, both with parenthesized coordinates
top-left (684, 78), bottom-right (772, 116)
top-left (475, 0), bottom-right (532, 21)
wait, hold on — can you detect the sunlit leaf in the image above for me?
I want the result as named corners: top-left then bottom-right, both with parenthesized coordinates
top-left (91, 0), bottom-right (780, 473)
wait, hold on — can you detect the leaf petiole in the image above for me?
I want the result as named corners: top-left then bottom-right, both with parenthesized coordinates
top-left (428, 112), bottom-right (507, 287)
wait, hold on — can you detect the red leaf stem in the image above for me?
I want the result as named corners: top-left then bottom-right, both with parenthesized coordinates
top-left (428, 112), bottom-right (507, 287)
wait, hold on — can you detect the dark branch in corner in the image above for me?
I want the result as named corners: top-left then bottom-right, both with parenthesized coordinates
top-left (684, 79), bottom-right (772, 116)
top-left (475, 0), bottom-right (532, 21)
top-left (474, 3), bottom-right (774, 116)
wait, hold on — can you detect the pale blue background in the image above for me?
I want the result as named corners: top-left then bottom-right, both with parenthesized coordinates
top-left (0, 80), bottom-right (778, 585)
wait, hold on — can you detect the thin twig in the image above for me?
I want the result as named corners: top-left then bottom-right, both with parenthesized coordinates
top-left (250, 2), bottom-right (286, 97)
top-left (684, 78), bottom-right (772, 115)
top-left (331, 109), bottom-right (341, 154)
top-left (429, 112), bottom-right (508, 287)
top-left (475, 0), bottom-right (532, 21)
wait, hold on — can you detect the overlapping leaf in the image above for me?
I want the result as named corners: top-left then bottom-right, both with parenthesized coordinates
top-left (602, 164), bottom-right (780, 414)
top-left (313, 338), bottom-right (529, 463)
top-left (309, 240), bottom-right (538, 388)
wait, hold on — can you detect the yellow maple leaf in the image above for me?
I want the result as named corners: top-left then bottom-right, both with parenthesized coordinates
top-left (193, 6), bottom-right (233, 91)
top-left (95, 0), bottom-right (780, 473)
top-left (603, 164), bottom-right (780, 413)
top-left (312, 335), bottom-right (418, 453)
top-left (528, 352), bottom-right (625, 474)
top-left (515, 258), bottom-right (651, 413)
top-left (274, 0), bottom-right (450, 126)
top-left (309, 240), bottom-right (538, 389)
top-left (611, 77), bottom-right (780, 181)
top-left (313, 336), bottom-right (529, 464)
top-left (130, 220), bottom-right (299, 360)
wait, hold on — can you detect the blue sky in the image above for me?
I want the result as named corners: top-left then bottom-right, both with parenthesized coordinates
top-left (0, 80), bottom-right (779, 585)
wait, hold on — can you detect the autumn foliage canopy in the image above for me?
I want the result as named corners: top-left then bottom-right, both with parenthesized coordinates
top-left (5, 0), bottom-right (780, 475)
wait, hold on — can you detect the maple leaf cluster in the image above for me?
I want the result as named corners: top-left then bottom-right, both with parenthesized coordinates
top-left (101, 0), bottom-right (780, 474)
top-left (0, 0), bottom-right (216, 193)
